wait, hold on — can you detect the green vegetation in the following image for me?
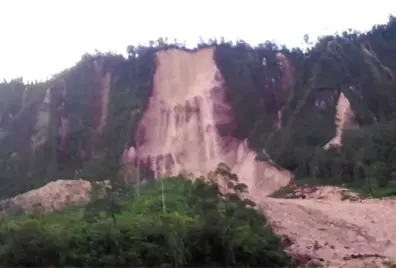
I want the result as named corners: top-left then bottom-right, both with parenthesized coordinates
top-left (207, 16), bottom-right (396, 198)
top-left (214, 17), bottom-right (396, 197)
top-left (0, 172), bottom-right (291, 267)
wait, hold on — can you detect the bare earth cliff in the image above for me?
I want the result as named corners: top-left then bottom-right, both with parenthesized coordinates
top-left (126, 47), bottom-right (291, 196)
top-left (324, 92), bottom-right (354, 149)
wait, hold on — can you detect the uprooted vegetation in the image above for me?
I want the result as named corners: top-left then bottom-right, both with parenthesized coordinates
top-left (0, 173), bottom-right (292, 267)
top-left (269, 182), bottom-right (361, 201)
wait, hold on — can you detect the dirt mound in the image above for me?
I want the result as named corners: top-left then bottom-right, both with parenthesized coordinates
top-left (261, 187), bottom-right (396, 267)
top-left (0, 179), bottom-right (109, 213)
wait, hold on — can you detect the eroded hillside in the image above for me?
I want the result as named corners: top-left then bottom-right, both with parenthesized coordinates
top-left (1, 16), bottom-right (395, 198)
top-left (125, 47), bottom-right (291, 196)
top-left (0, 15), bottom-right (395, 209)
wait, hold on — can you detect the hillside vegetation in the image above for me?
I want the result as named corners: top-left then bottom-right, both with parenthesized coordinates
top-left (0, 170), bottom-right (291, 267)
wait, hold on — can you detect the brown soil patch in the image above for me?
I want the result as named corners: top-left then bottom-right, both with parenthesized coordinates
top-left (0, 179), bottom-right (109, 213)
top-left (260, 189), bottom-right (396, 267)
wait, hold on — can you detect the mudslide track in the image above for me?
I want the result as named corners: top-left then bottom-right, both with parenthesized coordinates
top-left (260, 189), bottom-right (396, 268)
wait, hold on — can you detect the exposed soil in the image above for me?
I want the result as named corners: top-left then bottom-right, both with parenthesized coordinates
top-left (0, 179), bottom-right (110, 213)
top-left (260, 185), bottom-right (396, 268)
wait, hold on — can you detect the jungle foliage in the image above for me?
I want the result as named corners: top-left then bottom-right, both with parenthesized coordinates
top-left (0, 173), bottom-right (291, 267)
top-left (264, 16), bottom-right (396, 196)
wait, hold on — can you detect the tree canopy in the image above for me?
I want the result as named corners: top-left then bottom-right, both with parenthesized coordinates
top-left (0, 174), bottom-right (291, 267)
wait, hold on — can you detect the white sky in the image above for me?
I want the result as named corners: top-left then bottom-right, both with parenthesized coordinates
top-left (0, 0), bottom-right (394, 82)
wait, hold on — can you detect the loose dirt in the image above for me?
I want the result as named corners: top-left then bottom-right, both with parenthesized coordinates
top-left (259, 186), bottom-right (396, 268)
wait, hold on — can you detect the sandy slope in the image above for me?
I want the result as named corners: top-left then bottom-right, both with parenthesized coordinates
top-left (0, 179), bottom-right (110, 213)
top-left (260, 190), bottom-right (396, 268)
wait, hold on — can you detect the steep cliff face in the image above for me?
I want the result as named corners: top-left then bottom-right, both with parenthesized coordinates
top-left (126, 47), bottom-right (291, 195)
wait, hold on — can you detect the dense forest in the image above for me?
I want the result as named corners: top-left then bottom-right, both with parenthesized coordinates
top-left (0, 165), bottom-right (292, 267)
top-left (0, 16), bottom-right (395, 198)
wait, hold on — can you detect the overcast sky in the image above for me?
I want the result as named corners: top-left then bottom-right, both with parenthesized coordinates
top-left (0, 0), bottom-right (394, 82)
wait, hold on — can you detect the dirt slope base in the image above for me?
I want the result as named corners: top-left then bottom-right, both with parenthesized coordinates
top-left (261, 191), bottom-right (396, 268)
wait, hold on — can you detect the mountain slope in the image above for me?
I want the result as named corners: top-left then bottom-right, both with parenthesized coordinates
top-left (0, 17), bottom-right (395, 199)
